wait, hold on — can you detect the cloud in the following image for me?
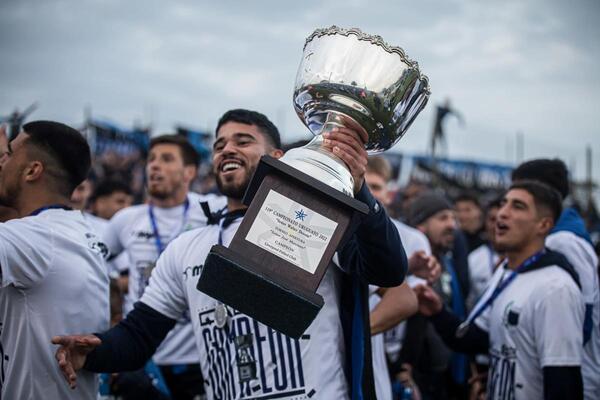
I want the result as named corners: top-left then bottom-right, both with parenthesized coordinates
top-left (0, 0), bottom-right (598, 181)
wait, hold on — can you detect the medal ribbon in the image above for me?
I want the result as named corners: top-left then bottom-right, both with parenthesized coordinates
top-left (456, 249), bottom-right (545, 337)
top-left (148, 198), bottom-right (190, 255)
top-left (217, 208), bottom-right (246, 246)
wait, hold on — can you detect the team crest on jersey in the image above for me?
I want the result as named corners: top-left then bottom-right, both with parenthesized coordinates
top-left (85, 233), bottom-right (110, 259)
top-left (502, 301), bottom-right (521, 329)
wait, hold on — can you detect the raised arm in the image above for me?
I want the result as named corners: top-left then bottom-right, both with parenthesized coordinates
top-left (323, 126), bottom-right (407, 286)
top-left (338, 183), bottom-right (407, 286)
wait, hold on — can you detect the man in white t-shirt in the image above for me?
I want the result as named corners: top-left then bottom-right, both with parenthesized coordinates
top-left (53, 109), bottom-right (409, 400)
top-left (0, 121), bottom-right (109, 400)
top-left (511, 158), bottom-right (600, 400)
top-left (103, 134), bottom-right (225, 399)
top-left (416, 180), bottom-right (584, 400)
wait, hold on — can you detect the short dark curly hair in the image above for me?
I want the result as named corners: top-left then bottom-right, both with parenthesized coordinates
top-left (512, 158), bottom-right (569, 199)
top-left (508, 180), bottom-right (562, 223)
top-left (149, 134), bottom-right (199, 166)
top-left (22, 120), bottom-right (91, 196)
top-left (216, 109), bottom-right (281, 149)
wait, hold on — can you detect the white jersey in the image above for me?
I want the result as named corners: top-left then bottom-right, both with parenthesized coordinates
top-left (84, 212), bottom-right (109, 237)
top-left (0, 209), bottom-right (109, 400)
top-left (384, 220), bottom-right (431, 362)
top-left (141, 220), bottom-right (350, 400)
top-left (474, 262), bottom-right (584, 400)
top-left (546, 231), bottom-right (600, 399)
top-left (369, 286), bottom-right (392, 400)
top-left (466, 244), bottom-right (500, 311)
top-left (103, 192), bottom-right (226, 365)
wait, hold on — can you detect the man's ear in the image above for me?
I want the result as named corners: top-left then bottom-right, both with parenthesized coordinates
top-left (537, 216), bottom-right (554, 237)
top-left (270, 149), bottom-right (284, 159)
top-left (183, 165), bottom-right (197, 184)
top-left (23, 160), bottom-right (44, 183)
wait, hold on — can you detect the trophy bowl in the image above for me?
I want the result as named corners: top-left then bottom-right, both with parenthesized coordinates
top-left (282, 26), bottom-right (430, 197)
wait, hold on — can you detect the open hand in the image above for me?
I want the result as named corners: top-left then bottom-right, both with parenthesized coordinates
top-left (51, 334), bottom-right (101, 389)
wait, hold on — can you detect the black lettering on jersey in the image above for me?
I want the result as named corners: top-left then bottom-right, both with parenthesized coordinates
top-left (488, 345), bottom-right (516, 400)
top-left (199, 308), bottom-right (308, 399)
top-left (136, 230), bottom-right (155, 240)
top-left (0, 322), bottom-right (8, 398)
top-left (183, 265), bottom-right (203, 280)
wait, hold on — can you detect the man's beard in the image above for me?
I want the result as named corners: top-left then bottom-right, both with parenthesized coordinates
top-left (216, 167), bottom-right (254, 200)
top-left (433, 229), bottom-right (455, 254)
top-left (148, 186), bottom-right (169, 200)
top-left (0, 176), bottom-right (21, 209)
top-left (492, 241), bottom-right (517, 254)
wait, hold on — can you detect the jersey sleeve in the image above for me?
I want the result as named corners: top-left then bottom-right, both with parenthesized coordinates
top-left (533, 279), bottom-right (584, 367)
top-left (140, 237), bottom-right (188, 320)
top-left (414, 230), bottom-right (432, 256)
top-left (0, 218), bottom-right (54, 288)
top-left (103, 208), bottom-right (130, 257)
top-left (547, 232), bottom-right (598, 304)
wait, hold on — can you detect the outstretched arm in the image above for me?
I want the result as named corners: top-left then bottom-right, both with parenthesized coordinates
top-left (415, 284), bottom-right (488, 354)
top-left (52, 302), bottom-right (176, 388)
top-left (370, 283), bottom-right (418, 335)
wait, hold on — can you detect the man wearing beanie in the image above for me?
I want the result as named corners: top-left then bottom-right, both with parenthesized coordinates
top-left (403, 191), bottom-right (469, 400)
top-left (512, 158), bottom-right (599, 400)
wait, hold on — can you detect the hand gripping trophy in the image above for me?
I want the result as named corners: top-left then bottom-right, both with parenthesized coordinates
top-left (198, 26), bottom-right (430, 338)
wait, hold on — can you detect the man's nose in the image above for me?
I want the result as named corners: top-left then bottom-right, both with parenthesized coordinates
top-left (221, 141), bottom-right (237, 155)
top-left (148, 159), bottom-right (161, 169)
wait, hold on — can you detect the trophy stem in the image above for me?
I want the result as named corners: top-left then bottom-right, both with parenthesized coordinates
top-left (280, 112), bottom-right (356, 197)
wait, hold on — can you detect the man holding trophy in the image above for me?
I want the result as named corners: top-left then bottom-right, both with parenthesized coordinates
top-left (53, 26), bottom-right (430, 400)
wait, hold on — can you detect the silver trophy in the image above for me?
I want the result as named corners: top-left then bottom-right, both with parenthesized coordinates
top-left (282, 26), bottom-right (431, 196)
top-left (198, 26), bottom-right (430, 339)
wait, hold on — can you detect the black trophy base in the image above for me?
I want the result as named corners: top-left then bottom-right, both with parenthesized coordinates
top-left (197, 244), bottom-right (324, 339)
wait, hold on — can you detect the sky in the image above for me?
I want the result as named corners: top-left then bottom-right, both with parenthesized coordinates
top-left (1, 0), bottom-right (599, 182)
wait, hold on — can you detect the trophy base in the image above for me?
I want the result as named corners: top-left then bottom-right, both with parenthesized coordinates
top-left (198, 244), bottom-right (324, 339)
top-left (196, 156), bottom-right (368, 338)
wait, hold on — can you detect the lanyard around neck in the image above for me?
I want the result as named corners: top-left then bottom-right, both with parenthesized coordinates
top-left (148, 198), bottom-right (190, 255)
top-left (456, 249), bottom-right (545, 337)
top-left (217, 209), bottom-right (246, 246)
